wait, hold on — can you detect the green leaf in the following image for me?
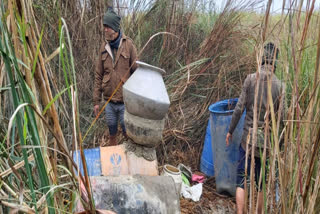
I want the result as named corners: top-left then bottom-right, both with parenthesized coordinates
top-left (42, 86), bottom-right (71, 115)
top-left (32, 26), bottom-right (45, 79)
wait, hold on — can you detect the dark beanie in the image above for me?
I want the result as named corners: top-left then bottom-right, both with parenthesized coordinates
top-left (103, 7), bottom-right (121, 32)
top-left (262, 42), bottom-right (279, 67)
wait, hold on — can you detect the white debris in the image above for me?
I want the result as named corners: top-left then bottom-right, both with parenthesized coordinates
top-left (181, 183), bottom-right (203, 202)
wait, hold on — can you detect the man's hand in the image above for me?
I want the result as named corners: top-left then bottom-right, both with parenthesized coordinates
top-left (226, 132), bottom-right (232, 146)
top-left (94, 105), bottom-right (100, 116)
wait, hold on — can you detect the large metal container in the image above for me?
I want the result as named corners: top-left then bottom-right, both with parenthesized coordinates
top-left (124, 110), bottom-right (165, 147)
top-left (123, 61), bottom-right (170, 120)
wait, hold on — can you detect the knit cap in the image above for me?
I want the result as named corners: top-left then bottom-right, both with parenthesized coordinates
top-left (103, 7), bottom-right (121, 32)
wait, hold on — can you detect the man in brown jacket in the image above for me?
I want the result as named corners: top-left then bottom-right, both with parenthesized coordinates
top-left (226, 43), bottom-right (285, 214)
top-left (93, 7), bottom-right (137, 146)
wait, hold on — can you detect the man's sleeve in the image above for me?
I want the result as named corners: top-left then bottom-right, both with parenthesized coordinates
top-left (228, 75), bottom-right (250, 134)
top-left (93, 50), bottom-right (103, 106)
top-left (129, 41), bottom-right (138, 74)
top-left (278, 83), bottom-right (286, 146)
top-left (280, 85), bottom-right (286, 122)
top-left (278, 84), bottom-right (286, 130)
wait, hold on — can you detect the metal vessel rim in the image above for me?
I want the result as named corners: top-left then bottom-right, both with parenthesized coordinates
top-left (136, 61), bottom-right (166, 75)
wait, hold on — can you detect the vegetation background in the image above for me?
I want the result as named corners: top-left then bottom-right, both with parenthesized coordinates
top-left (0, 0), bottom-right (320, 213)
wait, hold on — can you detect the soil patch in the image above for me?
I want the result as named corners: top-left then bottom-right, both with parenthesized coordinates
top-left (180, 177), bottom-right (236, 214)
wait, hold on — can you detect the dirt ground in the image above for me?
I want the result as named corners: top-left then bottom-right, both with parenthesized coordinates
top-left (180, 177), bottom-right (236, 214)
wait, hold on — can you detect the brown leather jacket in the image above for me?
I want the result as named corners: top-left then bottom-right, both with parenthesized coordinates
top-left (93, 34), bottom-right (137, 105)
top-left (228, 65), bottom-right (286, 155)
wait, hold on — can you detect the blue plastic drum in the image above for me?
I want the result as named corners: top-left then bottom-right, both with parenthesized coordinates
top-left (209, 98), bottom-right (245, 196)
top-left (200, 121), bottom-right (215, 176)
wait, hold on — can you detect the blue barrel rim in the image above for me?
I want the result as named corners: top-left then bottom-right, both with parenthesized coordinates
top-left (209, 98), bottom-right (238, 114)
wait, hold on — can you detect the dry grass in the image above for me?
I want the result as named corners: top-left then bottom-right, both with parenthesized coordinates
top-left (158, 0), bottom-right (256, 169)
top-left (1, 0), bottom-right (320, 213)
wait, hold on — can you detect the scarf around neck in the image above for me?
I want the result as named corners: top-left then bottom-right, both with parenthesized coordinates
top-left (109, 31), bottom-right (122, 50)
